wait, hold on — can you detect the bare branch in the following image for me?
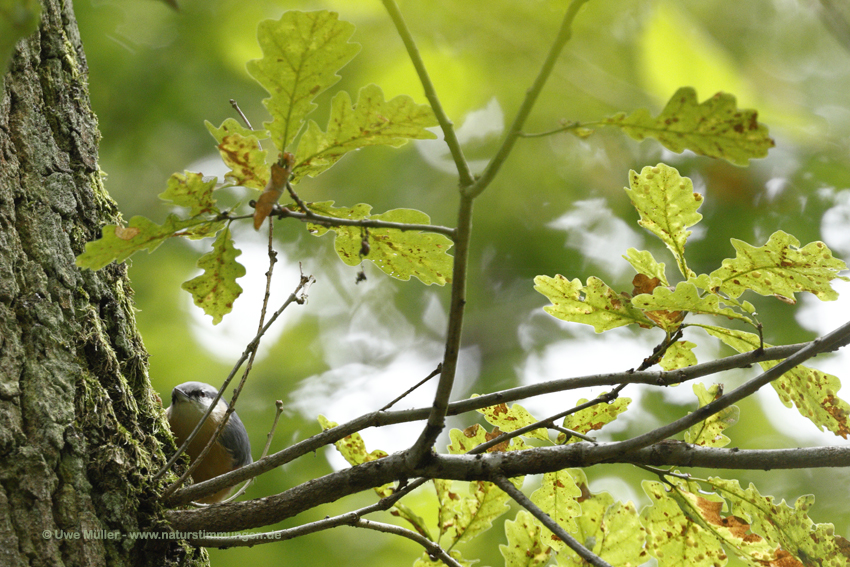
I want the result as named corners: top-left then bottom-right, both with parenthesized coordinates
top-left (166, 339), bottom-right (820, 504)
top-left (380, 0), bottom-right (474, 186)
top-left (166, 439), bottom-right (850, 534)
top-left (466, 0), bottom-right (591, 200)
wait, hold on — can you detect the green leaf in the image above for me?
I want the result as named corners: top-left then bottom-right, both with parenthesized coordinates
top-left (658, 340), bottom-right (698, 371)
top-left (414, 550), bottom-right (472, 567)
top-left (246, 10), bottom-right (360, 151)
top-left (476, 401), bottom-right (551, 442)
top-left (1, 0), bottom-right (41, 91)
top-left (180, 227), bottom-right (246, 325)
top-left (306, 202), bottom-right (453, 286)
top-left (632, 281), bottom-right (755, 328)
top-left (709, 231), bottom-right (848, 302)
top-left (685, 383), bottom-right (738, 447)
top-left (530, 470), bottom-right (582, 550)
top-left (501, 511), bottom-right (552, 567)
top-left (712, 479), bottom-right (850, 567)
top-left (158, 171), bottom-right (219, 217)
top-left (291, 84), bottom-right (438, 183)
top-left (317, 416), bottom-right (395, 498)
top-left (75, 215), bottom-right (224, 271)
top-left (601, 87), bottom-right (775, 166)
top-left (701, 326), bottom-right (850, 439)
top-left (447, 424), bottom-right (489, 455)
top-left (205, 118), bottom-right (270, 190)
top-left (623, 248), bottom-right (669, 285)
top-left (641, 480), bottom-right (728, 567)
top-left (557, 470), bottom-right (646, 567)
top-left (534, 275), bottom-right (655, 333)
top-left (625, 164), bottom-right (703, 277)
top-left (558, 396), bottom-right (631, 444)
top-left (434, 460), bottom-right (513, 547)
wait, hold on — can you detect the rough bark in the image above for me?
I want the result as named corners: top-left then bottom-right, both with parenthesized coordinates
top-left (0, 1), bottom-right (205, 565)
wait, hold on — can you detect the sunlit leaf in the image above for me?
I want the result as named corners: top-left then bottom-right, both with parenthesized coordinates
top-left (641, 480), bottom-right (728, 567)
top-left (623, 248), bottom-right (669, 286)
top-left (558, 396), bottom-right (631, 444)
top-left (709, 231), bottom-right (848, 301)
top-left (684, 383), bottom-right (737, 447)
top-left (632, 281), bottom-right (754, 330)
top-left (530, 470), bottom-right (582, 550)
top-left (434, 444), bottom-right (513, 548)
top-left (701, 326), bottom-right (850, 439)
top-left (413, 550), bottom-right (472, 567)
top-left (246, 10), bottom-right (360, 151)
top-left (711, 479), bottom-right (850, 567)
top-left (75, 215), bottom-right (224, 270)
top-left (292, 84), bottom-right (438, 183)
top-left (534, 275), bottom-right (655, 332)
top-left (501, 511), bottom-right (552, 567)
top-left (180, 227), bottom-right (246, 325)
top-left (557, 470), bottom-right (646, 567)
top-left (306, 202), bottom-right (453, 286)
top-left (625, 164), bottom-right (703, 277)
top-left (317, 416), bottom-right (393, 498)
top-left (658, 340), bottom-right (698, 371)
top-left (602, 87), bottom-right (774, 165)
top-left (158, 171), bottom-right (219, 217)
top-left (476, 401), bottom-right (550, 442)
top-left (205, 118), bottom-right (270, 190)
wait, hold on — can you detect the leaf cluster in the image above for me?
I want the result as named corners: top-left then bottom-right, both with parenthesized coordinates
top-left (75, 10), bottom-right (451, 324)
top-left (535, 163), bottom-right (849, 437)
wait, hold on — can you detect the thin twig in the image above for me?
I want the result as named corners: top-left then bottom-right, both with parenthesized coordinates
top-left (229, 207), bottom-right (457, 239)
top-left (492, 476), bottom-right (612, 567)
top-left (158, 274), bottom-right (313, 500)
top-left (380, 0), bottom-right (474, 187)
top-left (230, 98), bottom-right (255, 130)
top-left (466, 0), bottom-right (590, 200)
top-left (187, 477), bottom-right (431, 548)
top-left (353, 520), bottom-right (462, 567)
top-left (589, 319), bottom-right (850, 463)
top-left (380, 364), bottom-right (442, 411)
top-left (165, 339), bottom-right (819, 504)
top-left (163, 221), bottom-right (280, 502)
top-left (405, 195), bottom-right (473, 467)
top-left (469, 386), bottom-right (622, 454)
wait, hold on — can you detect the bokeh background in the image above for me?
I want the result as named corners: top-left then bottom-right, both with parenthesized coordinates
top-left (72, 0), bottom-right (850, 565)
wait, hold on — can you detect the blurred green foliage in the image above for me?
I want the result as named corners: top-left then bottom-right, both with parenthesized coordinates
top-left (73, 0), bottom-right (850, 565)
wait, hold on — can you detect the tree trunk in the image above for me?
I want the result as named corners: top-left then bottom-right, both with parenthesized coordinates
top-left (0, 1), bottom-right (204, 565)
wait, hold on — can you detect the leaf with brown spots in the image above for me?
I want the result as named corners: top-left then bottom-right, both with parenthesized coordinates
top-left (710, 231), bottom-right (848, 302)
top-left (205, 118), bottom-right (270, 190)
top-left (534, 274), bottom-right (655, 332)
top-left (601, 87), bottom-right (775, 166)
top-left (306, 201), bottom-right (453, 286)
top-left (181, 226), bottom-right (246, 325)
top-left (702, 326), bottom-right (850, 439)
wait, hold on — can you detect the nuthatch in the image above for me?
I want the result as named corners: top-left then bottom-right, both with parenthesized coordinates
top-left (166, 381), bottom-right (253, 503)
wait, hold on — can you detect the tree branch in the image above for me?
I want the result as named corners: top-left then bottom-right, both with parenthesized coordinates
top-left (466, 0), bottom-right (590, 199)
top-left (165, 340), bottom-right (818, 505)
top-left (588, 319), bottom-right (850, 463)
top-left (380, 0), bottom-right (475, 187)
top-left (166, 441), bottom-right (850, 533)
